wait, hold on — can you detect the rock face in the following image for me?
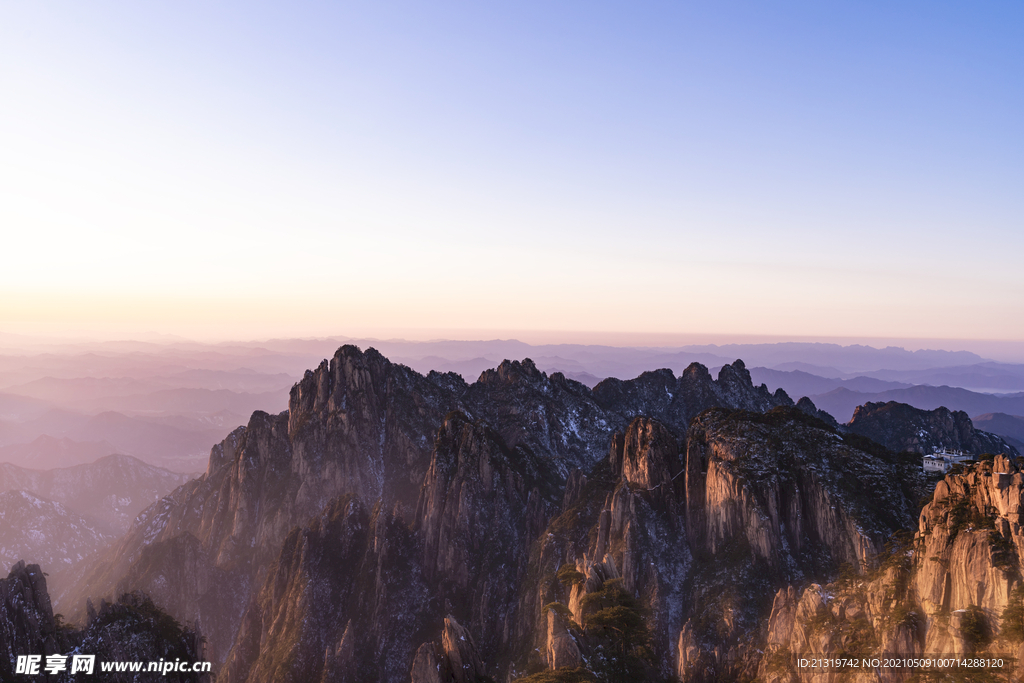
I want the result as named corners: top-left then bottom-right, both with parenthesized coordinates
top-left (218, 495), bottom-right (424, 683)
top-left (416, 413), bottom-right (554, 661)
top-left (620, 417), bottom-right (681, 491)
top-left (760, 453), bottom-right (1024, 682)
top-left (846, 401), bottom-right (1018, 456)
top-left (1, 561), bottom-right (63, 680)
top-left (47, 345), bottom-right (1017, 683)
top-left (593, 360), bottom-right (792, 438)
top-left (522, 407), bottom-right (921, 682)
top-left (684, 408), bottom-right (916, 573)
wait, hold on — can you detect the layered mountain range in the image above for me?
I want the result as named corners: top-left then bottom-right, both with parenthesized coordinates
top-left (10, 345), bottom-right (1020, 682)
top-left (0, 455), bottom-right (194, 596)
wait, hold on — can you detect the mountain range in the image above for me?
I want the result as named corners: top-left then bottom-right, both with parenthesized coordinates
top-left (4, 341), bottom-right (1024, 681)
top-left (4, 338), bottom-right (1024, 474)
top-left (0, 455), bottom-right (195, 594)
top-left (7, 344), bottom-right (1005, 683)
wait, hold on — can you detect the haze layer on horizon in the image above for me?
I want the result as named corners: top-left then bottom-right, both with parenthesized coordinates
top-left (2, 2), bottom-right (1022, 343)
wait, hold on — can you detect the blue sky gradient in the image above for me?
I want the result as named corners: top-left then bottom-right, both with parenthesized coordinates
top-left (2, 2), bottom-right (1022, 342)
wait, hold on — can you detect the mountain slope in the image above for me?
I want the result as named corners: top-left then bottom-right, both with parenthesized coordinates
top-left (845, 401), bottom-right (1018, 456)
top-left (973, 412), bottom-right (1024, 451)
top-left (0, 454), bottom-right (195, 534)
top-left (0, 490), bottom-right (115, 571)
top-left (811, 385), bottom-right (1024, 423)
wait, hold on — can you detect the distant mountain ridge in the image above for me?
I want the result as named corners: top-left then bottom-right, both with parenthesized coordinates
top-left (0, 454), bottom-right (195, 535)
top-left (809, 385), bottom-right (1024, 423)
top-left (0, 435), bottom-right (117, 470)
top-left (748, 367), bottom-right (912, 398)
top-left (0, 409), bottom-right (229, 472)
top-left (845, 401), bottom-right (1017, 457)
top-left (972, 413), bottom-right (1024, 451)
top-left (0, 490), bottom-right (114, 572)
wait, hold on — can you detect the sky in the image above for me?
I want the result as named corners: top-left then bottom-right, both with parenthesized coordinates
top-left (1, 2), bottom-right (1022, 345)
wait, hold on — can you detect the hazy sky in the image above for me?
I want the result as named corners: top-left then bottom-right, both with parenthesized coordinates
top-left (2, 2), bottom-right (1022, 343)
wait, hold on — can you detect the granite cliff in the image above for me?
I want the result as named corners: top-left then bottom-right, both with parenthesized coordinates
top-left (760, 453), bottom-right (1024, 682)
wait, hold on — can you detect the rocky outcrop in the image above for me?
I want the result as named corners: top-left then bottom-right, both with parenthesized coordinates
top-left (846, 401), bottom-right (1018, 456)
top-left (57, 592), bottom-right (206, 682)
top-left (416, 412), bottom-right (556, 673)
top-left (545, 607), bottom-right (581, 669)
top-left (409, 617), bottom-right (490, 683)
top-left (2, 562), bottom-right (201, 682)
top-left (620, 417), bottom-right (682, 491)
top-left (795, 396), bottom-right (839, 429)
top-left (760, 453), bottom-right (1024, 682)
top-left (684, 407), bottom-right (914, 574)
top-left (410, 642), bottom-right (446, 683)
top-left (593, 360), bottom-right (793, 438)
top-left (1, 562), bottom-right (63, 680)
top-left (442, 616), bottom-right (487, 683)
top-left (914, 454), bottom-right (1022, 654)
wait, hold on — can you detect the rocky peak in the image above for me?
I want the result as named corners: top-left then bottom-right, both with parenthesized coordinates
top-left (717, 358), bottom-right (752, 386)
top-left (620, 417), bottom-right (682, 492)
top-left (1, 561), bottom-right (60, 679)
top-left (846, 400), bottom-right (1018, 456)
top-left (595, 360), bottom-right (794, 439)
top-left (477, 358), bottom-right (544, 386)
top-left (464, 360), bottom-right (619, 477)
top-left (795, 396), bottom-right (839, 428)
top-left (592, 369), bottom-right (678, 422)
top-left (208, 425), bottom-right (246, 475)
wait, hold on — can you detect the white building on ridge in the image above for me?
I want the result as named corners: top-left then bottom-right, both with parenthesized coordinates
top-left (922, 447), bottom-right (975, 474)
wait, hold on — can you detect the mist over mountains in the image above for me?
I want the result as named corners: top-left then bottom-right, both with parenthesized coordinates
top-left (2, 337), bottom-right (1024, 473)
top-left (0, 455), bottom-right (194, 594)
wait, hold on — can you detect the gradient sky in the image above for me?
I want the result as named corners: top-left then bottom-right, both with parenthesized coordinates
top-left (1, 2), bottom-right (1022, 343)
